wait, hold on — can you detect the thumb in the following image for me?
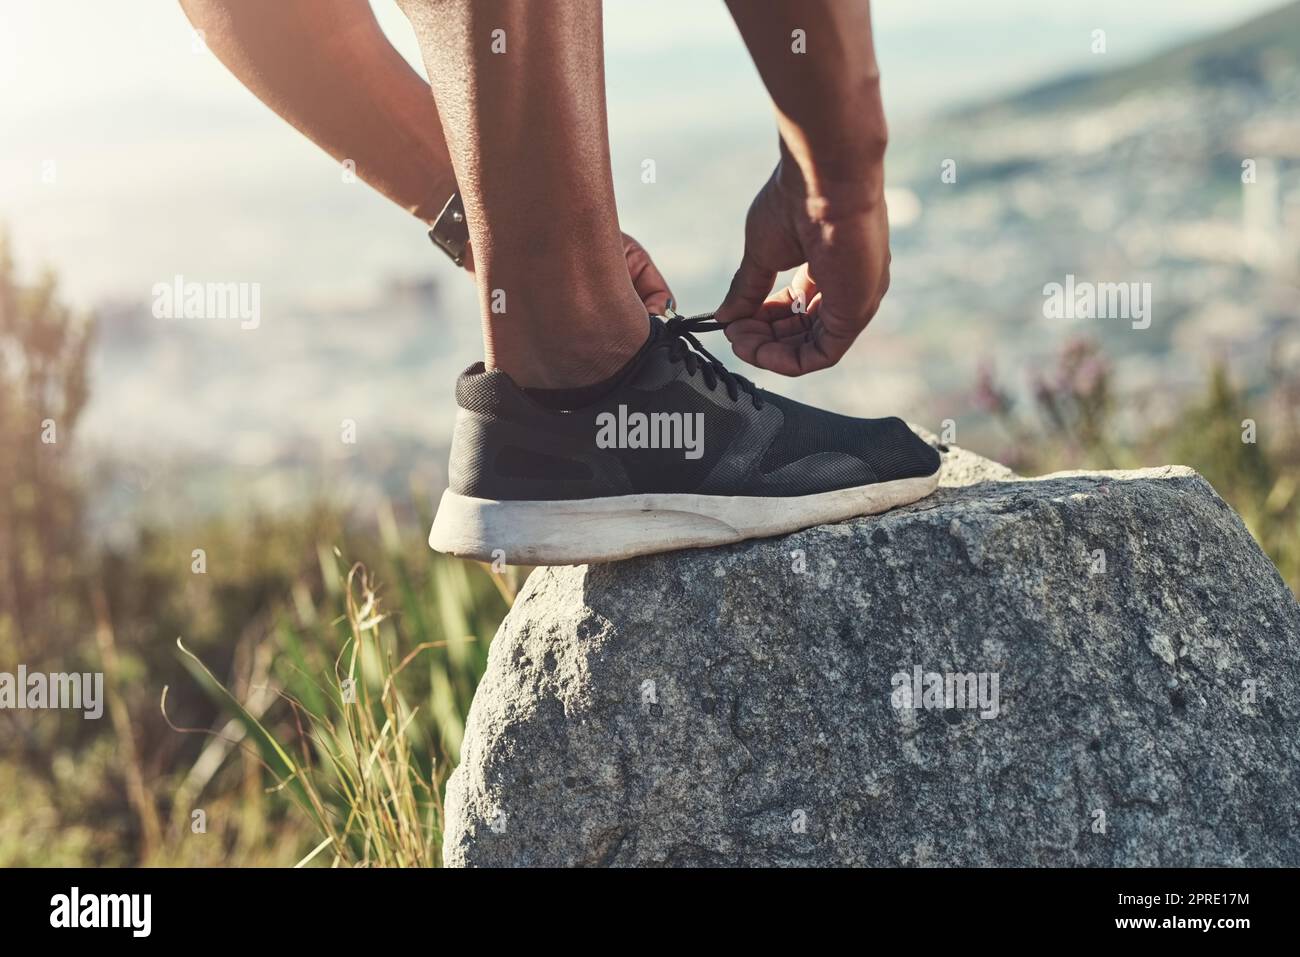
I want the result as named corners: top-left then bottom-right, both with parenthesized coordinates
top-left (714, 250), bottom-right (778, 325)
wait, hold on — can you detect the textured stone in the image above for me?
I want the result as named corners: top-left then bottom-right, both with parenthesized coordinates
top-left (444, 434), bottom-right (1300, 866)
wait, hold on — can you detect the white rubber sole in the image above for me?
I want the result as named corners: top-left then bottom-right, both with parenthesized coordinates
top-left (428, 469), bottom-right (941, 565)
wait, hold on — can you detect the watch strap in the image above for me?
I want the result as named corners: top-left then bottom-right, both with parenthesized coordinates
top-left (428, 191), bottom-right (469, 266)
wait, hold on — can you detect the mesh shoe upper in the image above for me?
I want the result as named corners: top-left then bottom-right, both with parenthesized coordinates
top-left (448, 314), bottom-right (940, 501)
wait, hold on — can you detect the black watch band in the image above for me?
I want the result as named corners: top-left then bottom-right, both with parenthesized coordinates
top-left (428, 191), bottom-right (469, 266)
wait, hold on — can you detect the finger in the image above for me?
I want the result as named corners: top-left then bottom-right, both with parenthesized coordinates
top-left (623, 235), bottom-right (674, 314)
top-left (724, 285), bottom-right (822, 345)
top-left (635, 272), bottom-right (674, 315)
top-left (726, 316), bottom-right (816, 372)
top-left (723, 265), bottom-right (814, 336)
top-left (751, 264), bottom-right (818, 323)
top-left (760, 292), bottom-right (823, 340)
top-left (794, 318), bottom-right (855, 372)
top-left (736, 314), bottom-right (856, 377)
top-left (747, 337), bottom-right (819, 377)
top-left (787, 264), bottom-right (819, 317)
top-left (714, 249), bottom-right (778, 325)
top-left (754, 269), bottom-right (821, 336)
top-left (724, 316), bottom-right (779, 366)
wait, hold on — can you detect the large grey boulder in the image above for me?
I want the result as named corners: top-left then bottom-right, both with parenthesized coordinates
top-left (443, 433), bottom-right (1300, 866)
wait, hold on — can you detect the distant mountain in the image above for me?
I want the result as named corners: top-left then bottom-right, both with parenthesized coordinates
top-left (962, 0), bottom-right (1300, 117)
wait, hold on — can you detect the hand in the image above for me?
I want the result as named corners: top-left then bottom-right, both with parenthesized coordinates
top-left (715, 163), bottom-right (890, 376)
top-left (621, 231), bottom-right (674, 315)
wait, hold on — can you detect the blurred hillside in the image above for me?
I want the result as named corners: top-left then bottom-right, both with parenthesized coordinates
top-left (985, 0), bottom-right (1300, 113)
top-left (881, 0), bottom-right (1300, 461)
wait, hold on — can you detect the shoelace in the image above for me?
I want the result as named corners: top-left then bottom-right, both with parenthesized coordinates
top-left (660, 307), bottom-right (764, 409)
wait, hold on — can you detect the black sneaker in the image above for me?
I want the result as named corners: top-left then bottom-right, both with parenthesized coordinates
top-left (429, 310), bottom-right (941, 565)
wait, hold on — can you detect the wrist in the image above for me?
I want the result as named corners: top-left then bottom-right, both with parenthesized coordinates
top-left (776, 87), bottom-right (887, 214)
top-left (781, 73), bottom-right (886, 157)
top-left (776, 137), bottom-right (885, 220)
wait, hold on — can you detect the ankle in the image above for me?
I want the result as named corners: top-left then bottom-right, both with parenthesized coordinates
top-left (481, 289), bottom-right (650, 389)
top-left (489, 321), bottom-right (649, 388)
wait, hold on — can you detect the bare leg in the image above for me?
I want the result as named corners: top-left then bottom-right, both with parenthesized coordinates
top-left (396, 0), bottom-right (648, 387)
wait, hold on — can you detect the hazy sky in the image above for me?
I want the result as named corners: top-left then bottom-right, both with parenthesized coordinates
top-left (2, 0), bottom-right (1286, 122)
top-left (0, 0), bottom-right (1289, 306)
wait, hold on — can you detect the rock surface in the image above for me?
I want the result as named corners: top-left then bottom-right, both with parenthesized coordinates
top-left (443, 434), bottom-right (1300, 866)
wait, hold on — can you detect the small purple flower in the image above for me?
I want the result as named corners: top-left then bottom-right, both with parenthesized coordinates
top-left (974, 359), bottom-right (1011, 415)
